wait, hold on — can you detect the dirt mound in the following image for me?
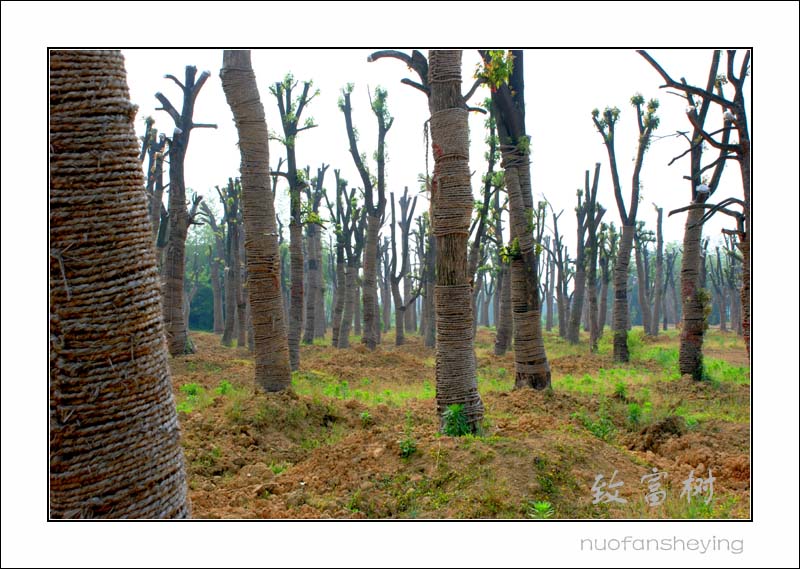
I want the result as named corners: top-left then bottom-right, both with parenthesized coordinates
top-left (629, 416), bottom-right (686, 452)
top-left (551, 353), bottom-right (613, 376)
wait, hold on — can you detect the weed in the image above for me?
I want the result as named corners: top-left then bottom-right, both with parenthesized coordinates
top-left (180, 382), bottom-right (202, 397)
top-left (572, 400), bottom-right (615, 441)
top-left (527, 500), bottom-right (555, 519)
top-left (215, 380), bottom-right (233, 395)
top-left (359, 411), bottom-right (373, 427)
top-left (442, 404), bottom-right (470, 437)
top-left (269, 462), bottom-right (289, 475)
top-left (399, 437), bottom-right (417, 458)
top-left (627, 403), bottom-right (642, 427)
top-left (613, 381), bottom-right (628, 401)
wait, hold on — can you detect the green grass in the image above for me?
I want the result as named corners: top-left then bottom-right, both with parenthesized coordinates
top-left (291, 370), bottom-right (435, 406)
top-left (176, 382), bottom-right (215, 414)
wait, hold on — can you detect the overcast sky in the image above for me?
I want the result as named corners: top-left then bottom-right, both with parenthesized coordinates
top-left (124, 48), bottom-right (750, 257)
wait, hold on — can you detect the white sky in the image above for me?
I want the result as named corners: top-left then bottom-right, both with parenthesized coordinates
top-left (125, 47), bottom-right (750, 256)
top-left (2, 2), bottom-right (799, 568)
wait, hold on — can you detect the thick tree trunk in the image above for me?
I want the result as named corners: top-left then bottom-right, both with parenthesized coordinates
top-left (220, 50), bottom-right (291, 391)
top-left (679, 208), bottom-right (705, 379)
top-left (429, 50), bottom-right (484, 431)
top-left (613, 225), bottom-right (635, 362)
top-left (505, 167), bottom-right (550, 389)
top-left (50, 49), bottom-right (189, 518)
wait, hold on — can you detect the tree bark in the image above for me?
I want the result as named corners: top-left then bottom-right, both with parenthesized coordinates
top-left (50, 49), bottom-right (189, 518)
top-left (651, 206), bottom-right (664, 336)
top-left (156, 65), bottom-right (215, 356)
top-left (429, 50), bottom-right (484, 431)
top-left (220, 50), bottom-right (291, 391)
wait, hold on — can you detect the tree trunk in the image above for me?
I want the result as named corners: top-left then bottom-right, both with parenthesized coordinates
top-left (634, 235), bottom-right (652, 335)
top-left (391, 280), bottom-right (405, 345)
top-left (338, 266), bottom-right (355, 348)
top-left (423, 232), bottom-right (436, 348)
top-left (613, 225), bottom-right (635, 362)
top-left (429, 50), bottom-right (484, 431)
top-left (651, 207), bottom-right (663, 336)
top-left (598, 268), bottom-right (609, 337)
top-left (567, 265), bottom-right (586, 344)
top-left (546, 254), bottom-right (555, 332)
top-left (220, 50), bottom-right (291, 390)
top-left (679, 208), bottom-right (705, 379)
top-left (236, 221), bottom-right (247, 348)
top-left (288, 221), bottom-right (303, 369)
top-left (303, 222), bottom-right (319, 344)
top-left (331, 254), bottom-right (346, 347)
top-left (480, 285), bottom-right (490, 327)
top-left (361, 216), bottom-right (381, 349)
top-left (494, 263), bottom-right (512, 355)
top-left (50, 49), bottom-right (189, 518)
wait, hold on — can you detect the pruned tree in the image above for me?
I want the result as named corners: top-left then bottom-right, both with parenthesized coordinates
top-left (325, 170), bottom-right (348, 347)
top-left (639, 49), bottom-right (749, 365)
top-left (339, 84), bottom-right (393, 350)
top-left (389, 188), bottom-right (418, 345)
top-left (269, 73), bottom-right (319, 370)
top-left (50, 49), bottom-right (189, 518)
top-left (140, 117), bottom-right (169, 246)
top-left (338, 186), bottom-right (366, 349)
top-left (220, 49), bottom-right (292, 391)
top-left (155, 65), bottom-right (216, 355)
top-left (482, 49), bottom-right (551, 390)
top-left (567, 164), bottom-right (604, 346)
top-left (370, 49), bottom-right (485, 428)
top-left (591, 92), bottom-right (660, 362)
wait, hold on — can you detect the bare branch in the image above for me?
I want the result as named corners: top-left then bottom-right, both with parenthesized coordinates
top-left (400, 78), bottom-right (429, 95)
top-left (463, 77), bottom-right (486, 103)
top-left (164, 74), bottom-right (185, 91)
top-left (154, 92), bottom-right (181, 124)
top-left (191, 122), bottom-right (218, 129)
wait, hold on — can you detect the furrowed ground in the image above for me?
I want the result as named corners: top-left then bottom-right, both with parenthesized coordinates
top-left (170, 327), bottom-right (750, 519)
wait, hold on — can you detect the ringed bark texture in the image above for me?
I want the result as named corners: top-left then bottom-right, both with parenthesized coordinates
top-left (679, 208), bottom-right (705, 379)
top-left (220, 50), bottom-right (291, 391)
top-left (50, 50), bottom-right (189, 518)
top-left (428, 50), bottom-right (484, 431)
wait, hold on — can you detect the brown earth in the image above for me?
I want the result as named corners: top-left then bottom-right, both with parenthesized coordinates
top-left (170, 328), bottom-right (750, 519)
